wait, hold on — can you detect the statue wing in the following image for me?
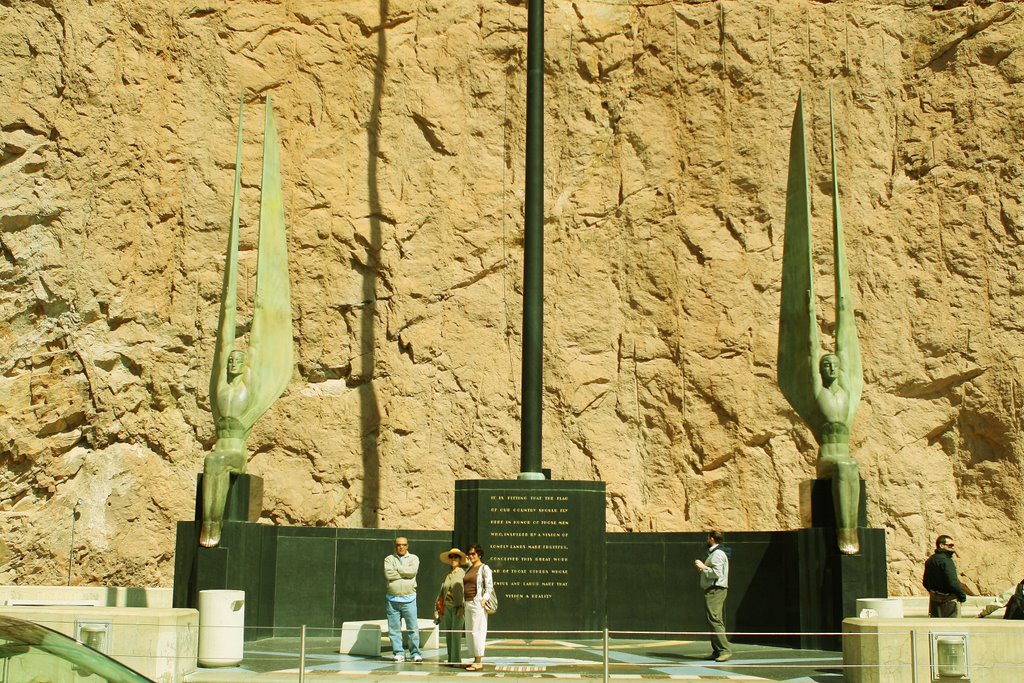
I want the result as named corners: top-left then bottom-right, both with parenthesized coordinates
top-left (778, 91), bottom-right (826, 434)
top-left (830, 95), bottom-right (862, 427)
top-left (240, 96), bottom-right (294, 427)
top-left (210, 95), bottom-right (245, 426)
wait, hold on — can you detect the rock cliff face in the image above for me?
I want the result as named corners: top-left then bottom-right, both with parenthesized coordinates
top-left (1, 0), bottom-right (1022, 597)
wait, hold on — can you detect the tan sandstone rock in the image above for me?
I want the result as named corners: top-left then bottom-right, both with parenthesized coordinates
top-left (0, 0), bottom-right (1022, 598)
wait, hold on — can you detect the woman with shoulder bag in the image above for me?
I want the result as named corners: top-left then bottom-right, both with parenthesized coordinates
top-left (462, 544), bottom-right (493, 671)
top-left (435, 548), bottom-right (467, 665)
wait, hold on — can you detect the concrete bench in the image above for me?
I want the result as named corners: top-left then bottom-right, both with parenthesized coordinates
top-left (339, 618), bottom-right (438, 656)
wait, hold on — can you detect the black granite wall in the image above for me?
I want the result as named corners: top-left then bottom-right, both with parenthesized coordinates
top-left (174, 478), bottom-right (885, 647)
top-left (174, 523), bottom-right (452, 637)
top-left (605, 528), bottom-right (887, 649)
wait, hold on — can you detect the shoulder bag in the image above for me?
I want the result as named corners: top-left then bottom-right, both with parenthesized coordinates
top-left (482, 565), bottom-right (499, 614)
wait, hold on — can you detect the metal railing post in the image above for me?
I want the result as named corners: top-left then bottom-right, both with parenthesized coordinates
top-left (910, 628), bottom-right (918, 683)
top-left (299, 624), bottom-right (307, 683)
top-left (603, 628), bottom-right (609, 683)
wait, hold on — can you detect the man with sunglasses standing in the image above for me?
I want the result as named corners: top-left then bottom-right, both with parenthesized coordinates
top-left (923, 535), bottom-right (967, 617)
top-left (385, 537), bottom-right (423, 662)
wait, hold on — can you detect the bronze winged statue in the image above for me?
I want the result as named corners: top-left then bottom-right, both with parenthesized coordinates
top-left (201, 96), bottom-right (293, 548)
top-left (778, 92), bottom-right (862, 555)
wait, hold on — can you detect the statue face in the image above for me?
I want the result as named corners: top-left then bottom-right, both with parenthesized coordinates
top-left (227, 350), bottom-right (245, 375)
top-left (819, 354), bottom-right (839, 382)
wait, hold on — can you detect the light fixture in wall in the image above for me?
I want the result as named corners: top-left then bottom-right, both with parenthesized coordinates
top-left (74, 619), bottom-right (112, 655)
top-left (929, 631), bottom-right (969, 680)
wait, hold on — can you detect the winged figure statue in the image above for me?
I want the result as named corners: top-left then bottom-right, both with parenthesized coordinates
top-left (778, 92), bottom-right (862, 555)
top-left (200, 96), bottom-right (293, 547)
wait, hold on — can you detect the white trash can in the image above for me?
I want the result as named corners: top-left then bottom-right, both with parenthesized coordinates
top-left (198, 589), bottom-right (245, 667)
top-left (855, 597), bottom-right (904, 619)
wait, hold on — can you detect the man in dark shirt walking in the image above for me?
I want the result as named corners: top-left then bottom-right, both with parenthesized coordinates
top-left (923, 534), bottom-right (967, 617)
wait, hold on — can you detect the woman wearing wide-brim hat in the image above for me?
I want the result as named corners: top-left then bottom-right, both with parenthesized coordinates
top-left (435, 548), bottom-right (467, 665)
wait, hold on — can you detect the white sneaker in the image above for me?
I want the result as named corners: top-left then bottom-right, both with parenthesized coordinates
top-left (412, 655), bottom-right (423, 663)
top-left (392, 655), bottom-right (405, 662)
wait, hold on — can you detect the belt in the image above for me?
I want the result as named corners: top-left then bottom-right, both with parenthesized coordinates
top-left (929, 591), bottom-right (956, 601)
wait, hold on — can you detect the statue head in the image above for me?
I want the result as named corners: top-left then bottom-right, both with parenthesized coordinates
top-left (227, 349), bottom-right (246, 377)
top-left (819, 353), bottom-right (840, 385)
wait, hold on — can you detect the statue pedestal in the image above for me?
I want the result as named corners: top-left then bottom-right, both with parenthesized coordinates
top-left (799, 478), bottom-right (868, 528)
top-left (793, 477), bottom-right (886, 649)
top-left (173, 474), bottom-right (265, 638)
top-left (193, 473), bottom-right (264, 523)
top-left (792, 527), bottom-right (887, 649)
top-left (454, 479), bottom-right (606, 631)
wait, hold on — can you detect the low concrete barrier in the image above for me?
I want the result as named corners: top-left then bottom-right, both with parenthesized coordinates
top-left (843, 616), bottom-right (1024, 683)
top-left (0, 604), bottom-right (198, 683)
top-left (897, 595), bottom-right (995, 619)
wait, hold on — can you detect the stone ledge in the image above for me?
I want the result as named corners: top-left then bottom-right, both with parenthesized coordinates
top-left (0, 586), bottom-right (173, 608)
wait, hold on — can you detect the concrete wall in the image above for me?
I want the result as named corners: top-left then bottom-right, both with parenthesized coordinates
top-left (844, 617), bottom-right (1024, 683)
top-left (0, 605), bottom-right (197, 683)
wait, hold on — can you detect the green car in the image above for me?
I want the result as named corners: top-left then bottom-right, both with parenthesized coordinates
top-left (0, 615), bottom-right (154, 683)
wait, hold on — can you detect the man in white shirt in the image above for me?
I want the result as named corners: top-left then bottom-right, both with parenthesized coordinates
top-left (694, 530), bottom-right (731, 663)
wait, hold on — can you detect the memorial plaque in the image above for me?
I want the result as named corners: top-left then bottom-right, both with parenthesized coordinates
top-left (454, 480), bottom-right (606, 631)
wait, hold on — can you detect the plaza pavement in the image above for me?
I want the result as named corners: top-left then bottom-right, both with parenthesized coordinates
top-left (184, 635), bottom-right (847, 683)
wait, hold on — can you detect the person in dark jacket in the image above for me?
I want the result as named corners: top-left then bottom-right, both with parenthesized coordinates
top-left (922, 535), bottom-right (967, 617)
